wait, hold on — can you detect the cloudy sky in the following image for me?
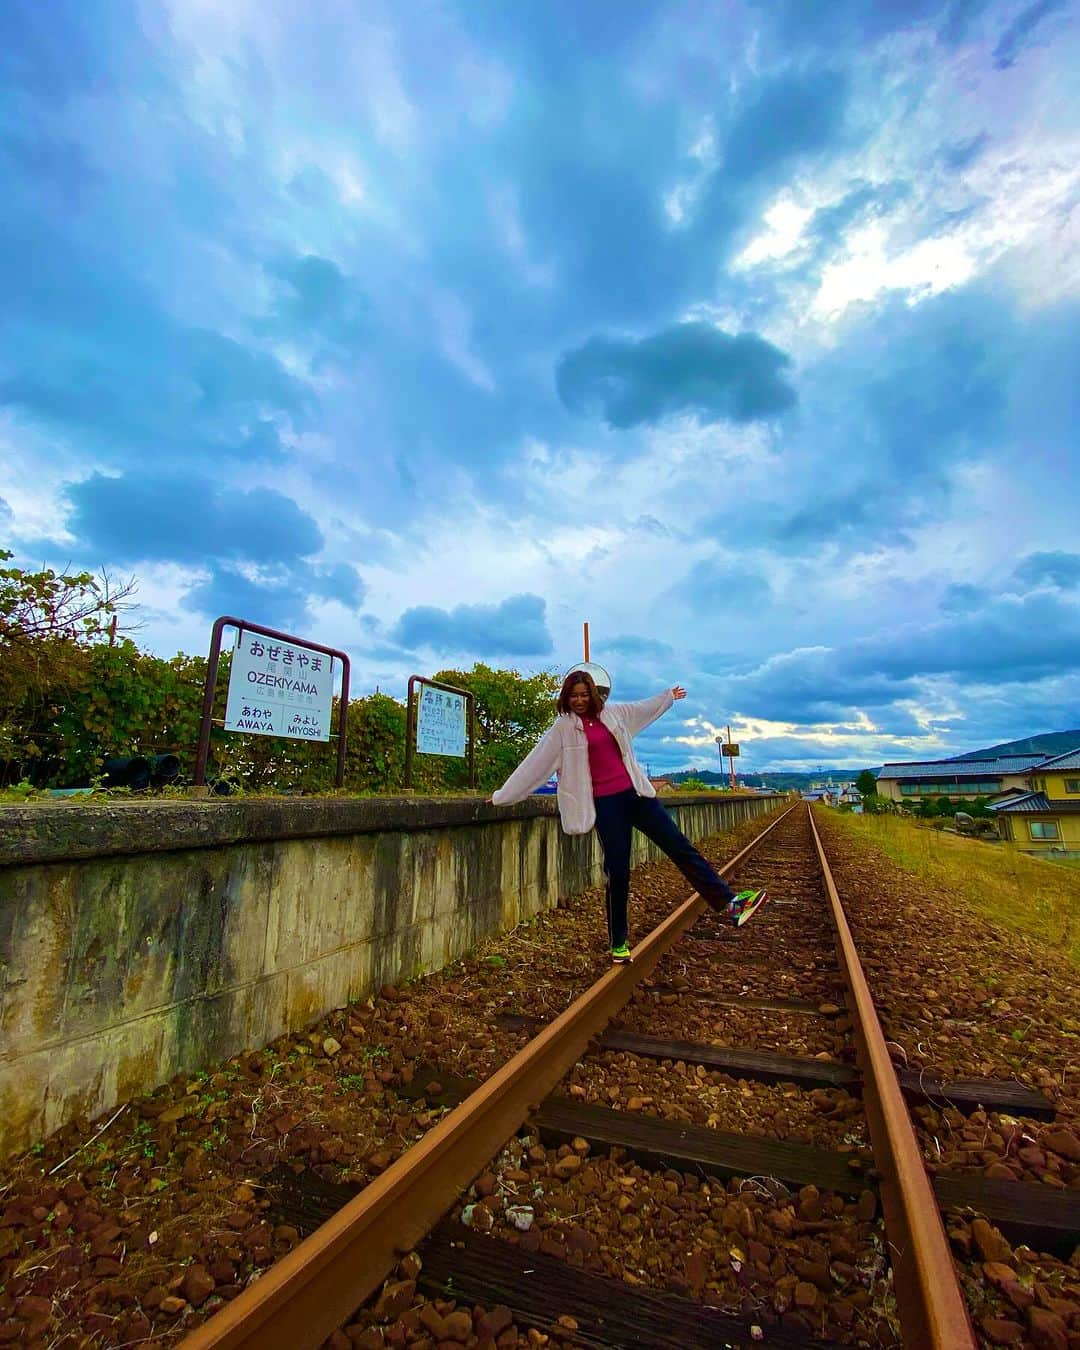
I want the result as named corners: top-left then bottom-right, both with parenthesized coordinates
top-left (3, 0), bottom-right (1078, 774)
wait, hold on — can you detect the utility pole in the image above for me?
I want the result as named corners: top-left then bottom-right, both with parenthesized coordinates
top-left (583, 621), bottom-right (590, 662)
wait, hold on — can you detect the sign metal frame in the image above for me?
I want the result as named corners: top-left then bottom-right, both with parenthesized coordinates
top-left (194, 617), bottom-right (351, 789)
top-left (404, 675), bottom-right (476, 789)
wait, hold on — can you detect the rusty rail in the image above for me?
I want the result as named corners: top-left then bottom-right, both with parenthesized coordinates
top-left (806, 804), bottom-right (977, 1349)
top-left (181, 804), bottom-right (799, 1349)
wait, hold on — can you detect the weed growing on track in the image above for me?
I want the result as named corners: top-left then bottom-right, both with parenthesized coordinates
top-left (828, 812), bottom-right (1080, 966)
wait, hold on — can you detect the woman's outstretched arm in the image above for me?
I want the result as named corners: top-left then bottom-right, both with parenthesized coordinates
top-left (490, 723), bottom-right (561, 805)
top-left (611, 687), bottom-right (681, 737)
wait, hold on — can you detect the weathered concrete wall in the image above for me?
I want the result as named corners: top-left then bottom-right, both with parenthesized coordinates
top-left (0, 792), bottom-right (782, 1158)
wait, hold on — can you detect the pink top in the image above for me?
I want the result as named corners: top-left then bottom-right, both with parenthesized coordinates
top-left (583, 718), bottom-right (634, 797)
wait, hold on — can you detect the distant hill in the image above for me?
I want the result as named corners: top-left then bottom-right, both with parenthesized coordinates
top-left (666, 731), bottom-right (1080, 786)
top-left (668, 768), bottom-right (851, 790)
top-left (952, 730), bottom-right (1080, 761)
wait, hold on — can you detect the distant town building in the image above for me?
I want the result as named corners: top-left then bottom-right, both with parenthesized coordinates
top-left (875, 755), bottom-right (1046, 805)
top-left (873, 747), bottom-right (1080, 856)
top-left (990, 747), bottom-right (1080, 856)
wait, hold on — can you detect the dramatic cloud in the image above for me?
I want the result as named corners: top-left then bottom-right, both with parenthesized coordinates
top-left (717, 68), bottom-right (850, 188)
top-left (556, 323), bottom-right (797, 429)
top-left (1012, 552), bottom-right (1080, 591)
top-left (261, 254), bottom-right (369, 354)
top-left (66, 474), bottom-right (324, 565)
top-left (63, 473), bottom-right (364, 627)
top-left (0, 203), bottom-right (310, 467)
top-left (392, 594), bottom-right (553, 656)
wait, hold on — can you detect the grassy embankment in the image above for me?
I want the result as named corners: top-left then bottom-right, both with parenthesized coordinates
top-left (827, 811), bottom-right (1080, 968)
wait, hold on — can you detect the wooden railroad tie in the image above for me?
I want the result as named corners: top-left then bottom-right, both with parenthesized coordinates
top-left (933, 1174), bottom-right (1080, 1258)
top-left (268, 1106), bottom-right (1080, 1260)
top-left (632, 990), bottom-right (844, 1016)
top-left (419, 1218), bottom-right (833, 1350)
top-left (265, 1170), bottom-right (832, 1349)
top-left (490, 1020), bottom-right (1057, 1121)
top-left (534, 1096), bottom-right (869, 1195)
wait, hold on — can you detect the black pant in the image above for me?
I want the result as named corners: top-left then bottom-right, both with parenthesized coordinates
top-left (592, 790), bottom-right (737, 948)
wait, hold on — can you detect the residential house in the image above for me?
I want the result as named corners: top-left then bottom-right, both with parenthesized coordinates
top-left (990, 747), bottom-right (1080, 856)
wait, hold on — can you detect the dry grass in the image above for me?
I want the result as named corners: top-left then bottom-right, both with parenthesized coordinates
top-left (828, 811), bottom-right (1080, 968)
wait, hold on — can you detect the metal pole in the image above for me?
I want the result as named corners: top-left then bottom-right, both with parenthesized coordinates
top-left (404, 677), bottom-right (417, 789)
top-left (468, 693), bottom-right (476, 789)
top-left (335, 655), bottom-right (350, 789)
top-left (728, 723), bottom-right (736, 790)
top-left (583, 621), bottom-right (590, 662)
top-left (194, 617), bottom-right (229, 787)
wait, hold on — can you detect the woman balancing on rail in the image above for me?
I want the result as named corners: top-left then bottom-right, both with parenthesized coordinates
top-left (489, 669), bottom-right (768, 964)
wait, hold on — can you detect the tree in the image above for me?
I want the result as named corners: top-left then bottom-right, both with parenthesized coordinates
top-left (855, 769), bottom-right (878, 798)
top-left (0, 551), bottom-right (139, 784)
top-left (0, 549), bottom-right (137, 648)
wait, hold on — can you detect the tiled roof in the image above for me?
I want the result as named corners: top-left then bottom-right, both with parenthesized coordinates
top-left (877, 756), bottom-right (1046, 780)
top-left (1030, 746), bottom-right (1080, 771)
top-left (990, 792), bottom-right (1049, 813)
top-left (992, 792), bottom-right (1080, 814)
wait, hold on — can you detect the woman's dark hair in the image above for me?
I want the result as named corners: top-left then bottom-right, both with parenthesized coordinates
top-left (557, 670), bottom-right (603, 718)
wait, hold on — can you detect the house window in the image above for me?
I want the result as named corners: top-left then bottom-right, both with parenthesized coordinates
top-left (1029, 821), bottom-right (1060, 840)
top-left (1064, 779), bottom-right (1080, 793)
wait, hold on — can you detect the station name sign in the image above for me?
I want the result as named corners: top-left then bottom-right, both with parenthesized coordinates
top-left (224, 633), bottom-right (334, 741)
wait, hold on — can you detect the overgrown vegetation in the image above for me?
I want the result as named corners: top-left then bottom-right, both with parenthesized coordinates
top-left (0, 553), bottom-right (558, 796)
top-left (829, 809), bottom-right (1080, 966)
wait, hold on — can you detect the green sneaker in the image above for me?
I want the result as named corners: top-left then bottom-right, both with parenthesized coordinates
top-left (611, 942), bottom-right (632, 964)
top-left (729, 889), bottom-right (769, 928)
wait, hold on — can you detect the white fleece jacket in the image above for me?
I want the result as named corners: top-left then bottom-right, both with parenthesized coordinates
top-left (491, 689), bottom-right (675, 834)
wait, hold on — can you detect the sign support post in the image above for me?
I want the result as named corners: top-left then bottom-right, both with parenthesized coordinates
top-left (718, 728), bottom-right (741, 790)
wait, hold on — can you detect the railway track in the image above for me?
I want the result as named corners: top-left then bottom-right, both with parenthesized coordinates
top-left (177, 802), bottom-right (1076, 1349)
